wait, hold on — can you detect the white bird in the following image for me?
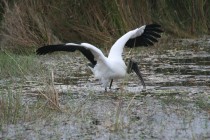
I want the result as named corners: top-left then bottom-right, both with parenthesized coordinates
top-left (36, 24), bottom-right (163, 91)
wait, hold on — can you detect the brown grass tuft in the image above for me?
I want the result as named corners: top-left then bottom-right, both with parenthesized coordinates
top-left (0, 0), bottom-right (209, 52)
top-left (0, 0), bottom-right (60, 53)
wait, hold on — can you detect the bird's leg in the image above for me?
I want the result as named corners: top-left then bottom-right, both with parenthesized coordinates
top-left (104, 79), bottom-right (113, 92)
top-left (127, 59), bottom-right (146, 90)
top-left (109, 79), bottom-right (113, 89)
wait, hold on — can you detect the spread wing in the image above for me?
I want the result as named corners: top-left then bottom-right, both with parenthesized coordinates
top-left (36, 43), bottom-right (108, 67)
top-left (108, 24), bottom-right (163, 59)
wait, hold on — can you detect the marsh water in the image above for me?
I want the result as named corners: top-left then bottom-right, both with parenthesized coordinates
top-left (1, 37), bottom-right (210, 139)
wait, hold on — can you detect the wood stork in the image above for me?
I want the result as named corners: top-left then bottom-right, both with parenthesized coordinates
top-left (36, 24), bottom-right (163, 91)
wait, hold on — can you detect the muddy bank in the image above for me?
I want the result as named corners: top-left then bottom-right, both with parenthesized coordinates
top-left (1, 36), bottom-right (210, 139)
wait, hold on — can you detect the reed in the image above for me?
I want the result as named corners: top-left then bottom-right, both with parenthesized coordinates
top-left (0, 84), bottom-right (22, 125)
top-left (151, 0), bottom-right (209, 36)
top-left (0, 0), bottom-right (209, 52)
top-left (0, 52), bottom-right (62, 125)
top-left (0, 0), bottom-right (60, 53)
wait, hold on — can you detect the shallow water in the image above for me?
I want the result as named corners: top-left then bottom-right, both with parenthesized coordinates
top-left (1, 37), bottom-right (210, 139)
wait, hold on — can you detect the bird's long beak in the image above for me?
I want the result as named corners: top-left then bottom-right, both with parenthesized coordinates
top-left (127, 59), bottom-right (133, 74)
top-left (127, 59), bottom-right (146, 90)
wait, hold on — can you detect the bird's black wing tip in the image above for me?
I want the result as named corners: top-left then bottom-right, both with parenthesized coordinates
top-left (146, 23), bottom-right (161, 28)
top-left (36, 45), bottom-right (52, 55)
top-left (36, 48), bottom-right (44, 55)
top-left (36, 44), bottom-right (67, 55)
top-left (145, 24), bottom-right (164, 33)
top-left (36, 51), bottom-right (46, 55)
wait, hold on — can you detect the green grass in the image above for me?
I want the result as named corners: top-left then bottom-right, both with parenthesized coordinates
top-left (0, 51), bottom-right (39, 78)
top-left (195, 95), bottom-right (210, 112)
top-left (0, 51), bottom-right (59, 126)
top-left (0, 78), bottom-right (61, 127)
top-left (0, 85), bottom-right (22, 125)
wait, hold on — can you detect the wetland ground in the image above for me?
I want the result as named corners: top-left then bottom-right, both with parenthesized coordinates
top-left (0, 36), bottom-right (210, 139)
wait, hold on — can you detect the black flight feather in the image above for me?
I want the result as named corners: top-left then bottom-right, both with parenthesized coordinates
top-left (36, 44), bottom-right (97, 66)
top-left (125, 24), bottom-right (163, 48)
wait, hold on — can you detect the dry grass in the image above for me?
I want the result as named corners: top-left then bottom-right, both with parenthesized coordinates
top-left (151, 0), bottom-right (210, 36)
top-left (0, 0), bottom-right (60, 53)
top-left (0, 0), bottom-right (209, 52)
top-left (0, 87), bottom-right (22, 124)
top-left (37, 70), bottom-right (61, 111)
top-left (0, 52), bottom-right (62, 125)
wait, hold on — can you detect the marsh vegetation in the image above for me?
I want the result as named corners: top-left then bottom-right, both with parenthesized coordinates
top-left (0, 0), bottom-right (210, 139)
